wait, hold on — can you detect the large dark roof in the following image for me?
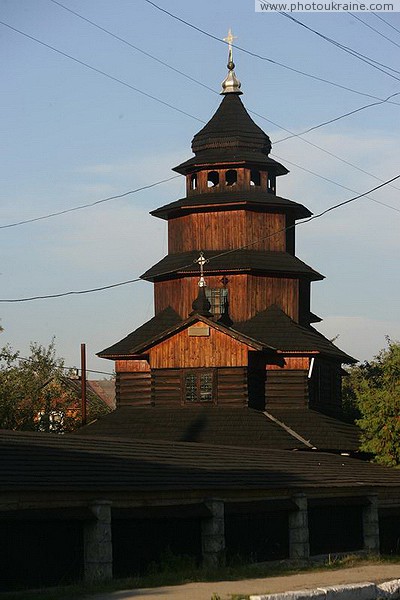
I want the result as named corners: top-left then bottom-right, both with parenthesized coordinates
top-left (151, 191), bottom-right (311, 221)
top-left (98, 307), bottom-right (181, 358)
top-left (74, 406), bottom-right (360, 453)
top-left (267, 408), bottom-right (360, 452)
top-left (233, 305), bottom-right (356, 363)
top-left (2, 428), bottom-right (400, 493)
top-left (98, 304), bottom-right (353, 362)
top-left (174, 94), bottom-right (288, 176)
top-left (141, 250), bottom-right (323, 282)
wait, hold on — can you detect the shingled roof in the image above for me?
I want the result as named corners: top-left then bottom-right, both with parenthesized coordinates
top-left (233, 305), bottom-right (356, 363)
top-left (98, 306), bottom-right (182, 358)
top-left (141, 250), bottom-right (323, 282)
top-left (74, 406), bottom-right (360, 453)
top-left (99, 311), bottom-right (272, 359)
top-left (173, 94), bottom-right (288, 176)
top-left (266, 408), bottom-right (360, 452)
top-left (151, 191), bottom-right (311, 221)
top-left (2, 428), bottom-right (400, 493)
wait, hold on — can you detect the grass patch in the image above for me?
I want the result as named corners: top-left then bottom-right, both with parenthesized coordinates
top-left (0, 553), bottom-right (399, 600)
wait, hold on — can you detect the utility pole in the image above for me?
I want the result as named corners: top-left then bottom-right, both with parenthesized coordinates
top-left (81, 343), bottom-right (87, 426)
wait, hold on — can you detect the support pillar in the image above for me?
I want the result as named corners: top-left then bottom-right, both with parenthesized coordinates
top-left (363, 494), bottom-right (380, 554)
top-left (201, 499), bottom-right (225, 568)
top-left (84, 500), bottom-right (113, 582)
top-left (289, 493), bottom-right (310, 559)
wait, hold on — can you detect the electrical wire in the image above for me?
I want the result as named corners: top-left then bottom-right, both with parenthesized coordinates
top-left (206, 173), bottom-right (400, 262)
top-left (17, 356), bottom-right (114, 376)
top-left (372, 12), bottom-right (400, 36)
top-left (2, 11), bottom-right (400, 206)
top-left (273, 92), bottom-right (400, 143)
top-left (48, 0), bottom-right (218, 96)
top-left (142, 0), bottom-right (398, 103)
top-left (0, 175), bottom-right (180, 230)
top-left (349, 12), bottom-right (400, 50)
top-left (42, 0), bottom-right (400, 192)
top-left (49, 0), bottom-right (400, 107)
top-left (271, 153), bottom-right (400, 214)
top-left (1, 10), bottom-right (399, 224)
top-left (42, 0), bottom-right (400, 194)
top-left (1, 172), bottom-right (399, 303)
top-left (278, 11), bottom-right (400, 82)
top-left (0, 20), bottom-right (205, 125)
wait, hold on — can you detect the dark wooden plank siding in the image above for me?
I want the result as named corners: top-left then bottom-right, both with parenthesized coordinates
top-left (217, 367), bottom-right (248, 406)
top-left (149, 323), bottom-right (251, 368)
top-left (298, 279), bottom-right (311, 326)
top-left (151, 369), bottom-right (182, 406)
top-left (168, 210), bottom-right (286, 254)
top-left (155, 275), bottom-right (299, 322)
top-left (116, 372), bottom-right (151, 407)
top-left (309, 359), bottom-right (343, 417)
top-left (266, 369), bottom-right (309, 409)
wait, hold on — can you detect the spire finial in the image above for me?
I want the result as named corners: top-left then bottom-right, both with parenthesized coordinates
top-left (221, 29), bottom-right (242, 95)
top-left (195, 251), bottom-right (207, 288)
top-left (190, 252), bottom-right (212, 317)
top-left (224, 28), bottom-right (237, 69)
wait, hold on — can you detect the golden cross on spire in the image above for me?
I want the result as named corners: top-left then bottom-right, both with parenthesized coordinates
top-left (223, 28), bottom-right (237, 68)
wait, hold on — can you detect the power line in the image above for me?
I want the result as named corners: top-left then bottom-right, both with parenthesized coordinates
top-left (44, 0), bottom-right (400, 190)
top-left (1, 10), bottom-right (399, 227)
top-left (278, 11), bottom-right (400, 83)
top-left (18, 356), bottom-right (114, 376)
top-left (208, 173), bottom-right (400, 262)
top-left (0, 20), bottom-right (205, 124)
top-left (1, 172), bottom-right (399, 303)
top-left (349, 12), bottom-right (400, 50)
top-left (42, 0), bottom-right (400, 194)
top-left (372, 12), bottom-right (400, 36)
top-left (2, 9), bottom-right (399, 193)
top-left (142, 0), bottom-right (399, 103)
top-left (271, 153), bottom-right (400, 214)
top-left (273, 92), bottom-right (400, 143)
top-left (48, 0), bottom-right (218, 96)
top-left (0, 278), bottom-right (142, 303)
top-left (0, 175), bottom-right (180, 230)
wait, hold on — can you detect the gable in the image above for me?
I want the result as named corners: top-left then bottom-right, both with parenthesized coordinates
top-left (149, 320), bottom-right (260, 369)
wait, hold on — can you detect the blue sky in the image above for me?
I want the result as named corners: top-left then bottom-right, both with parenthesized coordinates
top-left (1, 0), bottom-right (400, 377)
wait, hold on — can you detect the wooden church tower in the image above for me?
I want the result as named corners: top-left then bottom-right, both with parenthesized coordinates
top-left (99, 39), bottom-right (354, 419)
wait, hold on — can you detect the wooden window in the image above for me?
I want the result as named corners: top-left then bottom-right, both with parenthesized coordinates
top-left (183, 370), bottom-right (215, 403)
top-left (205, 288), bottom-right (228, 316)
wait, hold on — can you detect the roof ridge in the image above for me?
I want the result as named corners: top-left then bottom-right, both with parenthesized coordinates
top-left (263, 411), bottom-right (316, 449)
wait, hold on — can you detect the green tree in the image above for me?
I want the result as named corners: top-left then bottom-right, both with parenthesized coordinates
top-left (343, 338), bottom-right (400, 466)
top-left (0, 340), bottom-right (110, 432)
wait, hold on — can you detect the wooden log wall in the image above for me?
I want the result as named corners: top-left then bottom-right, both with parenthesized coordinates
top-left (168, 210), bottom-right (286, 253)
top-left (266, 369), bottom-right (309, 409)
top-left (151, 369), bottom-right (182, 406)
top-left (148, 322), bottom-right (252, 369)
top-left (115, 360), bottom-right (151, 407)
top-left (309, 358), bottom-right (343, 417)
top-left (217, 368), bottom-right (248, 407)
top-left (116, 372), bottom-right (151, 406)
top-left (154, 275), bottom-right (299, 322)
top-left (151, 367), bottom-right (248, 407)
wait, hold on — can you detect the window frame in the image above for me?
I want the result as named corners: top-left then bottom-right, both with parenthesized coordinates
top-left (205, 288), bottom-right (228, 317)
top-left (181, 368), bottom-right (217, 404)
